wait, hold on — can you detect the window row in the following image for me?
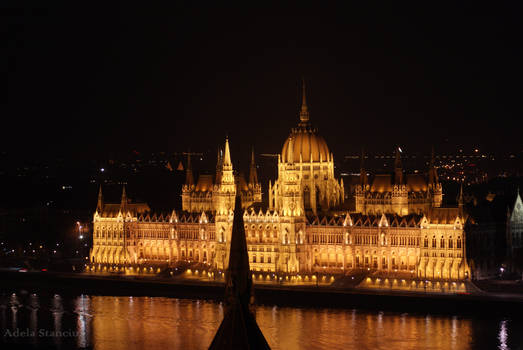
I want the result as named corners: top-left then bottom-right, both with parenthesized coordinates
top-left (423, 236), bottom-right (462, 249)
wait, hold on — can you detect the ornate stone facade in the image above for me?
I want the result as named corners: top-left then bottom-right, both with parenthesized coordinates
top-left (89, 83), bottom-right (470, 280)
top-left (181, 141), bottom-right (262, 214)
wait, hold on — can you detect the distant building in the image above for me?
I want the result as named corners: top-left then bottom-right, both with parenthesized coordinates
top-left (465, 202), bottom-right (502, 280)
top-left (89, 82), bottom-right (470, 280)
top-left (507, 189), bottom-right (523, 276)
top-left (464, 184), bottom-right (523, 279)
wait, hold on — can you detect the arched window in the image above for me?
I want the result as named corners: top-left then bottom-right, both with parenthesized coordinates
top-left (448, 237), bottom-right (453, 249)
top-left (432, 236), bottom-right (437, 248)
top-left (440, 236), bottom-right (445, 248)
top-left (303, 186), bottom-right (311, 209)
top-left (457, 236), bottom-right (462, 249)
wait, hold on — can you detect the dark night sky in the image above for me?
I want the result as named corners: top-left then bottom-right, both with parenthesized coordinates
top-left (3, 3), bottom-right (523, 164)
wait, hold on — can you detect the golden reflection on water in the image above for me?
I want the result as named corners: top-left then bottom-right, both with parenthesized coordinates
top-left (86, 296), bottom-right (478, 350)
top-left (2, 293), bottom-right (519, 350)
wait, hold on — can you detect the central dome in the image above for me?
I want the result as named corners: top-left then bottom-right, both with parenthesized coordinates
top-left (281, 129), bottom-right (330, 163)
top-left (281, 80), bottom-right (330, 163)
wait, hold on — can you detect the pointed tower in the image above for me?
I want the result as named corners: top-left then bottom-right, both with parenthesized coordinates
top-left (182, 152), bottom-right (195, 212)
top-left (249, 147), bottom-right (258, 186)
top-left (216, 147), bottom-right (223, 184)
top-left (185, 153), bottom-right (195, 186)
top-left (392, 147), bottom-right (408, 215)
top-left (247, 147), bottom-right (262, 205)
top-left (360, 147), bottom-right (368, 187)
top-left (428, 146), bottom-right (437, 186)
top-left (428, 146), bottom-right (442, 208)
top-left (96, 185), bottom-right (104, 213)
top-left (217, 137), bottom-right (236, 214)
top-left (394, 147), bottom-right (403, 184)
top-left (120, 185), bottom-right (128, 213)
top-left (223, 136), bottom-right (232, 168)
top-left (299, 77), bottom-right (310, 125)
top-left (354, 147), bottom-right (368, 213)
top-left (458, 181), bottom-right (464, 213)
top-left (208, 194), bottom-right (271, 349)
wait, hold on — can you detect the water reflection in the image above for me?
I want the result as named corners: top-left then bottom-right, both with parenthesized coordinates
top-left (0, 292), bottom-right (521, 349)
top-left (498, 319), bottom-right (508, 350)
top-left (74, 295), bottom-right (91, 349)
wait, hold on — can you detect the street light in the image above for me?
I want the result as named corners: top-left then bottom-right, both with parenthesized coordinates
top-left (77, 222), bottom-right (83, 239)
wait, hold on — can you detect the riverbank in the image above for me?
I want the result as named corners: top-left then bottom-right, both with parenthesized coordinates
top-left (1, 271), bottom-right (522, 318)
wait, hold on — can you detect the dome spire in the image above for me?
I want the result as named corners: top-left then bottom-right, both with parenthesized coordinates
top-left (299, 77), bottom-right (310, 123)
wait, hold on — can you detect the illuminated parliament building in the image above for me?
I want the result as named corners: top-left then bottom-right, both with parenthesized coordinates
top-left (89, 84), bottom-right (470, 281)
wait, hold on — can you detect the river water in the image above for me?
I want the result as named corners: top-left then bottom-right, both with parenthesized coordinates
top-left (0, 290), bottom-right (521, 349)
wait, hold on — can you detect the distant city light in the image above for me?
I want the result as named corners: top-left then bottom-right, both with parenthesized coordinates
top-left (101, 168), bottom-right (105, 172)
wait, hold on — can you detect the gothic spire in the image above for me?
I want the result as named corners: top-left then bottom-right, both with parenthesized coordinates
top-left (223, 136), bottom-right (232, 167)
top-left (208, 193), bottom-right (270, 349)
top-left (120, 185), bottom-right (127, 211)
top-left (458, 181), bottom-right (464, 216)
top-left (428, 145), bottom-right (439, 186)
top-left (360, 147), bottom-right (368, 187)
top-left (185, 152), bottom-right (194, 186)
top-left (97, 185), bottom-right (104, 212)
top-left (249, 147), bottom-right (258, 185)
top-left (394, 146), bottom-right (403, 184)
top-left (299, 78), bottom-right (310, 123)
top-left (394, 146), bottom-right (402, 169)
top-left (215, 147), bottom-right (223, 184)
top-left (226, 194), bottom-right (251, 302)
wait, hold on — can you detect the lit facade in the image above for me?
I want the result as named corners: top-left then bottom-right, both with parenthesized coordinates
top-left (89, 84), bottom-right (470, 280)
